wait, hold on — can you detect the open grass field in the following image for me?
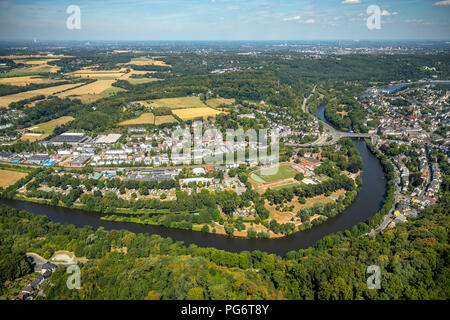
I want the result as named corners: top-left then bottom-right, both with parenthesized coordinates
top-left (148, 96), bottom-right (207, 109)
top-left (0, 83), bottom-right (82, 108)
top-left (0, 76), bottom-right (63, 86)
top-left (251, 164), bottom-right (300, 183)
top-left (119, 113), bottom-right (155, 126)
top-left (206, 97), bottom-right (235, 108)
top-left (0, 169), bottom-right (28, 188)
top-left (26, 116), bottom-right (75, 134)
top-left (21, 116), bottom-right (74, 141)
top-left (172, 107), bottom-right (225, 120)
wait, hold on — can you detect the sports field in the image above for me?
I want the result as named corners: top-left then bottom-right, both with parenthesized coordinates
top-left (251, 165), bottom-right (300, 183)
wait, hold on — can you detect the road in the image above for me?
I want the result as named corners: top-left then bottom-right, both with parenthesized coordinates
top-left (367, 157), bottom-right (402, 236)
top-left (287, 86), bottom-right (373, 148)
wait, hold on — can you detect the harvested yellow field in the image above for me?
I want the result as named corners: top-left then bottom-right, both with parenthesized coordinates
top-left (0, 170), bottom-right (28, 188)
top-left (206, 98), bottom-right (235, 108)
top-left (148, 96), bottom-right (207, 109)
top-left (0, 76), bottom-right (63, 86)
top-left (21, 133), bottom-right (48, 142)
top-left (14, 59), bottom-right (58, 65)
top-left (155, 115), bottom-right (177, 125)
top-left (57, 80), bottom-right (115, 97)
top-left (127, 78), bottom-right (160, 85)
top-left (119, 113), bottom-right (155, 126)
top-left (0, 83), bottom-right (82, 108)
top-left (125, 57), bottom-right (170, 67)
top-left (70, 70), bottom-right (126, 80)
top-left (173, 107), bottom-right (225, 120)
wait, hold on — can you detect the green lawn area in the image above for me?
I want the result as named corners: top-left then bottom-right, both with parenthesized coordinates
top-left (252, 165), bottom-right (299, 183)
top-left (27, 116), bottom-right (75, 134)
top-left (100, 86), bottom-right (126, 97)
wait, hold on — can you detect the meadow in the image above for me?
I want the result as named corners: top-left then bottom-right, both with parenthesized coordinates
top-left (206, 97), bottom-right (235, 108)
top-left (21, 116), bottom-right (75, 141)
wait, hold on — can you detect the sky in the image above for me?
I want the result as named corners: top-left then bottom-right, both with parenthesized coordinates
top-left (0, 0), bottom-right (449, 41)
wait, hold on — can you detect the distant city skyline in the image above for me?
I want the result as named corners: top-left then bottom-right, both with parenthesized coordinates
top-left (0, 0), bottom-right (449, 41)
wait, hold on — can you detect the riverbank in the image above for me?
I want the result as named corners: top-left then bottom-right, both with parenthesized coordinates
top-left (0, 141), bottom-right (386, 255)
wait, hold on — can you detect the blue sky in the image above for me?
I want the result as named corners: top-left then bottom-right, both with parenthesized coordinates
top-left (0, 0), bottom-right (449, 41)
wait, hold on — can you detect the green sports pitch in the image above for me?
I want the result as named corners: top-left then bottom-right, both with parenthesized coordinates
top-left (251, 165), bottom-right (299, 183)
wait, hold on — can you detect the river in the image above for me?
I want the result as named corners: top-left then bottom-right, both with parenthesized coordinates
top-left (0, 113), bottom-right (387, 255)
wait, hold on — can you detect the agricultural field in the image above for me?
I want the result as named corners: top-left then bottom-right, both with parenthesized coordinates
top-left (56, 80), bottom-right (116, 98)
top-left (148, 96), bottom-right (208, 109)
top-left (0, 83), bottom-right (82, 108)
top-left (206, 97), bottom-right (235, 108)
top-left (155, 115), bottom-right (177, 125)
top-left (69, 68), bottom-right (127, 80)
top-left (119, 113), bottom-right (155, 126)
top-left (126, 78), bottom-right (160, 85)
top-left (0, 169), bottom-right (28, 188)
top-left (21, 116), bottom-right (75, 141)
top-left (0, 76), bottom-right (63, 86)
top-left (123, 57), bottom-right (170, 67)
top-left (172, 107), bottom-right (224, 120)
top-left (6, 58), bottom-right (61, 75)
top-left (119, 113), bottom-right (177, 126)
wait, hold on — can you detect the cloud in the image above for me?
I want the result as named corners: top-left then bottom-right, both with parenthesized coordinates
top-left (283, 16), bottom-right (315, 24)
top-left (341, 0), bottom-right (361, 4)
top-left (284, 16), bottom-right (301, 21)
top-left (433, 0), bottom-right (450, 6)
top-left (406, 19), bottom-right (432, 25)
top-left (225, 4), bottom-right (240, 10)
top-left (299, 19), bottom-right (316, 24)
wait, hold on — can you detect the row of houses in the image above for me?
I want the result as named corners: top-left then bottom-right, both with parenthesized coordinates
top-left (15, 262), bottom-right (57, 300)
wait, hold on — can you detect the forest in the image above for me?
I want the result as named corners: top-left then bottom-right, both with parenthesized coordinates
top-left (0, 192), bottom-right (448, 300)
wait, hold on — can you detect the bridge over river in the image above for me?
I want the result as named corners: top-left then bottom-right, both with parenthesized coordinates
top-left (286, 96), bottom-right (376, 148)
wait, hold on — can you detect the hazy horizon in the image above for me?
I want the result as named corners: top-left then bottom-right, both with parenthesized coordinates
top-left (0, 0), bottom-right (449, 41)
